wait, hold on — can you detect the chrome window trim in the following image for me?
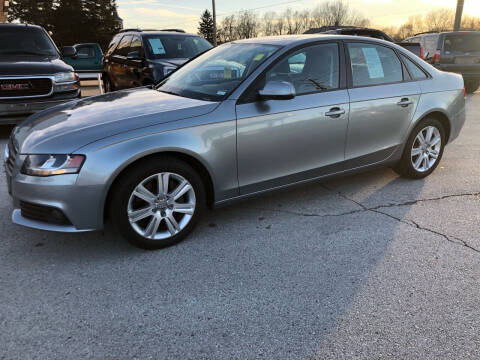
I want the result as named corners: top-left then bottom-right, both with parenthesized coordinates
top-left (0, 75), bottom-right (54, 100)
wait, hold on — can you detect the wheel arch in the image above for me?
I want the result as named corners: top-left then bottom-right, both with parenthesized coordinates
top-left (412, 109), bottom-right (452, 143)
top-left (102, 150), bottom-right (216, 224)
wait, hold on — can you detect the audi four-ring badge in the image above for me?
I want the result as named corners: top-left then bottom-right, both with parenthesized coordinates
top-left (5, 34), bottom-right (465, 249)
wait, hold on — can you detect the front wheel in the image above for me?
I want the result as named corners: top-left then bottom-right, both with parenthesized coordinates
top-left (109, 157), bottom-right (206, 249)
top-left (394, 118), bottom-right (446, 179)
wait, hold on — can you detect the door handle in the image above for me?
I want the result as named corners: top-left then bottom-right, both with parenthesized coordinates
top-left (397, 98), bottom-right (413, 107)
top-left (325, 107), bottom-right (345, 118)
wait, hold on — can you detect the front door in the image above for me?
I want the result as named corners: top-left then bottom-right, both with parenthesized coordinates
top-left (236, 42), bottom-right (350, 194)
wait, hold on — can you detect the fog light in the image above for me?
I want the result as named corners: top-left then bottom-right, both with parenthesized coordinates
top-left (50, 209), bottom-right (66, 222)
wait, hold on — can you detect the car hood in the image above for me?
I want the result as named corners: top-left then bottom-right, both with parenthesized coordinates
top-left (0, 55), bottom-right (73, 75)
top-left (13, 88), bottom-right (218, 154)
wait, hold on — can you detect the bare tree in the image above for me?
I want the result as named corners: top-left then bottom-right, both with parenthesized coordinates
top-left (236, 10), bottom-right (259, 39)
top-left (424, 8), bottom-right (454, 32)
top-left (310, 0), bottom-right (368, 28)
top-left (262, 11), bottom-right (276, 36)
top-left (218, 14), bottom-right (236, 43)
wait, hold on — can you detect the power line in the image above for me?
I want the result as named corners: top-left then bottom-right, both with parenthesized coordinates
top-left (157, 0), bottom-right (304, 29)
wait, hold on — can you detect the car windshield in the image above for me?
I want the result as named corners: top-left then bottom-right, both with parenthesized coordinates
top-left (444, 34), bottom-right (480, 54)
top-left (144, 35), bottom-right (212, 59)
top-left (0, 27), bottom-right (58, 56)
top-left (157, 43), bottom-right (280, 101)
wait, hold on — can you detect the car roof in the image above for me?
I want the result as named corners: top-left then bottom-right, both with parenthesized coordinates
top-left (232, 34), bottom-right (394, 46)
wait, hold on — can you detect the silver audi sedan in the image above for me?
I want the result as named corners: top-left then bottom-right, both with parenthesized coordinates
top-left (4, 35), bottom-right (465, 249)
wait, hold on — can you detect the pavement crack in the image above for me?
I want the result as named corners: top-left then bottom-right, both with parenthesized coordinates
top-left (321, 184), bottom-right (480, 254)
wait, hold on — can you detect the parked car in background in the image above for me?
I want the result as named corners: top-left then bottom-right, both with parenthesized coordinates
top-left (102, 29), bottom-right (212, 92)
top-left (63, 43), bottom-right (103, 73)
top-left (405, 31), bottom-right (480, 93)
top-left (305, 26), bottom-right (423, 58)
top-left (6, 35), bottom-right (465, 249)
top-left (0, 24), bottom-right (80, 124)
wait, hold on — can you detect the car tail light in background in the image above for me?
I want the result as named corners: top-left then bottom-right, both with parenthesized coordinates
top-left (432, 50), bottom-right (441, 64)
top-left (463, 86), bottom-right (466, 99)
top-left (420, 47), bottom-right (424, 59)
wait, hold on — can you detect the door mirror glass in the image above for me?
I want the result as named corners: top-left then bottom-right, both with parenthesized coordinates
top-left (259, 81), bottom-right (296, 100)
top-left (62, 46), bottom-right (77, 58)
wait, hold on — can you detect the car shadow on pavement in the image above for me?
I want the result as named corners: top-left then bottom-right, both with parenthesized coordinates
top-left (1, 167), bottom-right (426, 359)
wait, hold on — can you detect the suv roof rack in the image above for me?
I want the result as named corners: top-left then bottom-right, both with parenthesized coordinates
top-left (159, 29), bottom-right (186, 33)
top-left (118, 28), bottom-right (186, 34)
top-left (413, 30), bottom-right (440, 36)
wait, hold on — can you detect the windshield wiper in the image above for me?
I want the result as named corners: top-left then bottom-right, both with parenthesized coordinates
top-left (157, 89), bottom-right (180, 97)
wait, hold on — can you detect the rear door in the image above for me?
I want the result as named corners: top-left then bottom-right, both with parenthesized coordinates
top-left (72, 45), bottom-right (98, 71)
top-left (345, 42), bottom-right (421, 162)
top-left (236, 42), bottom-right (350, 194)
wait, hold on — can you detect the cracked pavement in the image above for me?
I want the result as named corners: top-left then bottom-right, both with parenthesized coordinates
top-left (0, 93), bottom-right (479, 359)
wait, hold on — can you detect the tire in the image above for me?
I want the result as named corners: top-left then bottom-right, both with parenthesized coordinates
top-left (394, 117), bottom-right (446, 179)
top-left (109, 157), bottom-right (206, 250)
top-left (465, 79), bottom-right (479, 94)
top-left (103, 75), bottom-right (115, 93)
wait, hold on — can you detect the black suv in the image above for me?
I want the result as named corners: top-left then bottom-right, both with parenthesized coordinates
top-left (0, 24), bottom-right (80, 124)
top-left (405, 31), bottom-right (480, 93)
top-left (102, 29), bottom-right (212, 92)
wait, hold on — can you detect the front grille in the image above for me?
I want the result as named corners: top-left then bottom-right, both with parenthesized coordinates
top-left (20, 201), bottom-right (71, 225)
top-left (0, 78), bottom-right (52, 98)
top-left (5, 138), bottom-right (17, 176)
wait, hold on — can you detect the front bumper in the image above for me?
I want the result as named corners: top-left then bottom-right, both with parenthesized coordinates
top-left (5, 154), bottom-right (104, 232)
top-left (0, 90), bottom-right (80, 124)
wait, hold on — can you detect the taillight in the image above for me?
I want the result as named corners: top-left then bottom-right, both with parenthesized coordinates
top-left (463, 86), bottom-right (466, 99)
top-left (432, 50), bottom-right (441, 64)
top-left (420, 47), bottom-right (424, 59)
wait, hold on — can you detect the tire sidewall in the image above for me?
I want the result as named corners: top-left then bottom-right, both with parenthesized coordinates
top-left (110, 158), bottom-right (206, 249)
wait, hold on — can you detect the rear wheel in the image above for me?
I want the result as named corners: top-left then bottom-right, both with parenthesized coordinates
top-left (394, 118), bottom-right (445, 179)
top-left (464, 79), bottom-right (479, 94)
top-left (109, 157), bottom-right (206, 249)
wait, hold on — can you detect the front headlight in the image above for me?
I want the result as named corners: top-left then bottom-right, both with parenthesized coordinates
top-left (54, 72), bottom-right (78, 83)
top-left (53, 72), bottom-right (79, 93)
top-left (163, 66), bottom-right (176, 76)
top-left (21, 154), bottom-right (85, 176)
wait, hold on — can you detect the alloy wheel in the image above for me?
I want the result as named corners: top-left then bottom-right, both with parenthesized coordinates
top-left (127, 172), bottom-right (196, 240)
top-left (411, 125), bottom-right (442, 172)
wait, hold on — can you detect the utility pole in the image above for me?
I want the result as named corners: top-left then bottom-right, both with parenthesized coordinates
top-left (212, 0), bottom-right (217, 46)
top-left (454, 0), bottom-right (464, 31)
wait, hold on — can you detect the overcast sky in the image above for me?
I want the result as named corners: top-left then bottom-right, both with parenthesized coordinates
top-left (117, 0), bottom-right (480, 33)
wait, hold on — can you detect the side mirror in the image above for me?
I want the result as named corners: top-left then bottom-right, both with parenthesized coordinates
top-left (259, 81), bottom-right (296, 100)
top-left (62, 46), bottom-right (77, 58)
top-left (127, 50), bottom-right (141, 60)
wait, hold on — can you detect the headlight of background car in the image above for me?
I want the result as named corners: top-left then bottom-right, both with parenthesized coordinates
top-left (163, 66), bottom-right (176, 76)
top-left (21, 154), bottom-right (85, 176)
top-left (53, 72), bottom-right (79, 93)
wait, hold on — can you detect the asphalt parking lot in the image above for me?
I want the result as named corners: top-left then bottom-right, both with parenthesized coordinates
top-left (0, 93), bottom-right (479, 360)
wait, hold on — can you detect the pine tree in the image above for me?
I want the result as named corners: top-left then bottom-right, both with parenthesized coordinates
top-left (8, 0), bottom-right (121, 50)
top-left (198, 9), bottom-right (215, 44)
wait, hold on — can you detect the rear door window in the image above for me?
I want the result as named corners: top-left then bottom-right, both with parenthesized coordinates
top-left (76, 46), bottom-right (95, 58)
top-left (347, 43), bottom-right (403, 87)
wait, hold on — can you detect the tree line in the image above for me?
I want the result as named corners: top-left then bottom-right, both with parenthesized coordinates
top-left (199, 0), bottom-right (480, 44)
top-left (8, 0), bottom-right (121, 49)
